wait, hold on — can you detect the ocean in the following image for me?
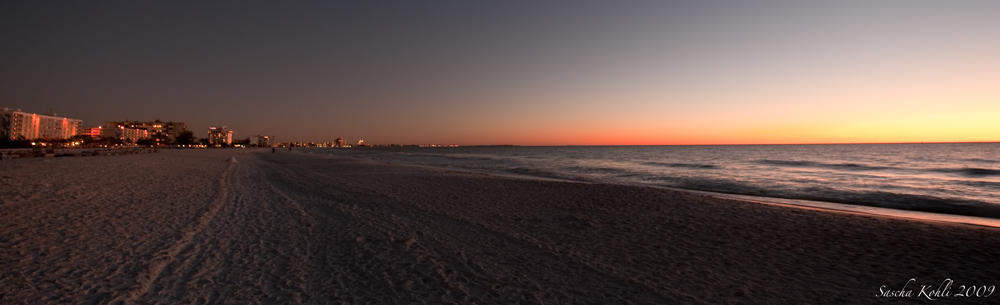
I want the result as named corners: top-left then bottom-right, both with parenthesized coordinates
top-left (302, 143), bottom-right (1000, 220)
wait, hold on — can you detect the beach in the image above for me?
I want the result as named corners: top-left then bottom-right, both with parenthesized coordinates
top-left (2, 149), bottom-right (998, 304)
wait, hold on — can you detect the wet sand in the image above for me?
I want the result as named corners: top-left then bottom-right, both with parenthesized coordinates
top-left (2, 149), bottom-right (998, 304)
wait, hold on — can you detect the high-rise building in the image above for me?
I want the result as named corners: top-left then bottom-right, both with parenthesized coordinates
top-left (1, 107), bottom-right (83, 140)
top-left (104, 120), bottom-right (187, 141)
top-left (207, 126), bottom-right (234, 145)
top-left (253, 135), bottom-right (272, 147)
top-left (82, 126), bottom-right (104, 138)
top-left (114, 126), bottom-right (149, 143)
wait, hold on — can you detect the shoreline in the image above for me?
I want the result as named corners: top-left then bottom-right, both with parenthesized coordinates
top-left (3, 149), bottom-right (999, 303)
top-left (672, 188), bottom-right (1000, 230)
top-left (304, 149), bottom-right (1000, 229)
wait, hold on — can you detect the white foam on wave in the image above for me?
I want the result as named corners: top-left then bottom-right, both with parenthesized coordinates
top-left (663, 187), bottom-right (1000, 229)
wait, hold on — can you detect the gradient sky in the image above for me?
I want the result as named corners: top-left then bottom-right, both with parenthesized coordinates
top-left (2, 1), bottom-right (998, 145)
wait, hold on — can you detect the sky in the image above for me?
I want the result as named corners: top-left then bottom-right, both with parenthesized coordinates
top-left (2, 1), bottom-right (998, 145)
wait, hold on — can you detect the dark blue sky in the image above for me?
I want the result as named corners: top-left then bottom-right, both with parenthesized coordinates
top-left (3, 1), bottom-right (998, 144)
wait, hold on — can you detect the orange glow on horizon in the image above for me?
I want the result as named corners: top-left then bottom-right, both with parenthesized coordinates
top-left (498, 112), bottom-right (1000, 146)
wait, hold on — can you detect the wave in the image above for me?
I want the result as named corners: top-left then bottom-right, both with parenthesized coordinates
top-left (568, 166), bottom-right (635, 175)
top-left (756, 159), bottom-right (1000, 178)
top-left (964, 158), bottom-right (999, 164)
top-left (641, 161), bottom-right (719, 169)
top-left (653, 177), bottom-right (1000, 219)
top-left (755, 159), bottom-right (892, 171)
top-left (932, 168), bottom-right (1000, 177)
top-left (957, 180), bottom-right (1000, 189)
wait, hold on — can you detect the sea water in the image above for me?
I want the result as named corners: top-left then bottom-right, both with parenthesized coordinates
top-left (304, 143), bottom-right (1000, 220)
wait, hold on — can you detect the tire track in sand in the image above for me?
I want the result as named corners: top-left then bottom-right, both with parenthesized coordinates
top-left (110, 160), bottom-right (238, 305)
top-left (243, 155), bottom-right (320, 300)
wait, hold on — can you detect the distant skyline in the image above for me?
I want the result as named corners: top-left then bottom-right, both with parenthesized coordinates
top-left (2, 1), bottom-right (998, 145)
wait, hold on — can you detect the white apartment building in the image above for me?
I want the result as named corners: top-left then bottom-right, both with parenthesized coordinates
top-left (1, 107), bottom-right (82, 140)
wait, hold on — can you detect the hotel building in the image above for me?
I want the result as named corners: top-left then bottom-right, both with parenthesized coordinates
top-left (254, 135), bottom-right (272, 147)
top-left (208, 126), bottom-right (234, 145)
top-left (0, 107), bottom-right (83, 140)
top-left (112, 126), bottom-right (149, 143)
top-left (82, 126), bottom-right (104, 138)
top-left (103, 120), bottom-right (187, 141)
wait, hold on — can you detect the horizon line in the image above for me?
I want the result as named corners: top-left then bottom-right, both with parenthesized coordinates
top-left (276, 140), bottom-right (1000, 147)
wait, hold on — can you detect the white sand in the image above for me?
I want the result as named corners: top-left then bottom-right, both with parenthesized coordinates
top-left (2, 149), bottom-right (999, 304)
